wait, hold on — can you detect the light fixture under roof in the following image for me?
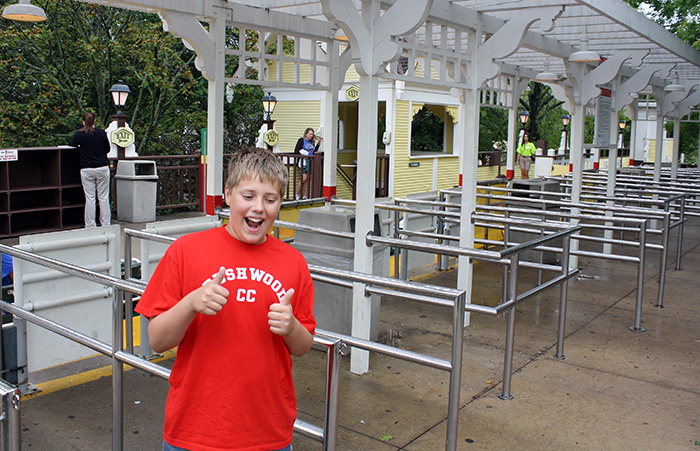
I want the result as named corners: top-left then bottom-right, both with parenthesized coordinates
top-left (535, 60), bottom-right (560, 82)
top-left (1, 0), bottom-right (47, 22)
top-left (568, 30), bottom-right (600, 63)
top-left (664, 72), bottom-right (684, 92)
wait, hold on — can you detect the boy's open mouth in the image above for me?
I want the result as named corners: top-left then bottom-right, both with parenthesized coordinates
top-left (245, 217), bottom-right (263, 230)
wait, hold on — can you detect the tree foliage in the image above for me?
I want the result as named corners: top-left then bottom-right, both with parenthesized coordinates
top-left (0, 0), bottom-right (263, 155)
top-left (411, 106), bottom-right (444, 153)
top-left (478, 107), bottom-right (508, 152)
top-left (519, 82), bottom-right (565, 148)
top-left (624, 0), bottom-right (700, 50)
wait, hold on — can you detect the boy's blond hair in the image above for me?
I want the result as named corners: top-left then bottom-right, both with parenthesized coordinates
top-left (226, 147), bottom-right (288, 196)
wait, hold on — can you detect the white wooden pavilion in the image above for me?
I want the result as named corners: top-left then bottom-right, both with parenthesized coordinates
top-left (80, 0), bottom-right (700, 375)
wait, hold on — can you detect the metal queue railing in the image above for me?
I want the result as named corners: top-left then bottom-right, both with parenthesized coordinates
top-left (133, 216), bottom-right (579, 448)
top-left (367, 194), bottom-right (653, 331)
top-left (216, 209), bottom-right (485, 450)
top-left (551, 172), bottom-right (700, 219)
top-left (269, 210), bottom-right (581, 401)
top-left (456, 185), bottom-right (687, 310)
top-left (127, 222), bottom-right (527, 451)
top-left (454, 191), bottom-right (661, 318)
top-left (0, 239), bottom-right (345, 451)
top-left (472, 183), bottom-right (689, 274)
top-left (0, 212), bottom-right (580, 451)
top-left (557, 177), bottom-right (698, 219)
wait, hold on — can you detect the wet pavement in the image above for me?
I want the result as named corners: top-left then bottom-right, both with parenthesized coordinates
top-left (16, 212), bottom-right (700, 450)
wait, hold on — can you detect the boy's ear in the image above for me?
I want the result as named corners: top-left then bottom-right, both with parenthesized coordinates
top-left (224, 185), bottom-right (231, 206)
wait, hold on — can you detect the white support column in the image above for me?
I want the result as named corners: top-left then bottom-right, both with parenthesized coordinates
top-left (671, 118), bottom-right (681, 178)
top-left (506, 108), bottom-right (517, 179)
top-left (630, 111), bottom-right (639, 164)
top-left (458, 89), bottom-right (479, 327)
top-left (321, 39), bottom-right (341, 199)
top-left (385, 82), bottom-right (398, 198)
top-left (321, 0), bottom-right (434, 375)
top-left (604, 86), bottom-right (620, 255)
top-left (351, 73), bottom-right (379, 374)
top-left (653, 111), bottom-right (664, 183)
top-left (206, 19), bottom-right (226, 213)
top-left (626, 101), bottom-right (639, 164)
top-left (568, 103), bottom-right (586, 268)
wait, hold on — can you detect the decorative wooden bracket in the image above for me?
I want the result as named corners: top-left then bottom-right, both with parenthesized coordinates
top-left (160, 11), bottom-right (216, 81)
top-left (662, 81), bottom-right (700, 116)
top-left (581, 50), bottom-right (647, 105)
top-left (476, 6), bottom-right (562, 87)
top-left (616, 63), bottom-right (674, 111)
top-left (321, 0), bottom-right (432, 76)
top-left (675, 88), bottom-right (700, 119)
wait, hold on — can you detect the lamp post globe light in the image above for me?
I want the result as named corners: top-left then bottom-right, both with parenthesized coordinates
top-left (109, 81), bottom-right (131, 115)
top-left (109, 81), bottom-right (131, 159)
top-left (261, 92), bottom-right (277, 120)
top-left (519, 110), bottom-right (530, 127)
top-left (260, 92), bottom-right (278, 150)
top-left (562, 114), bottom-right (570, 153)
top-left (618, 120), bottom-right (626, 149)
top-left (562, 114), bottom-right (570, 128)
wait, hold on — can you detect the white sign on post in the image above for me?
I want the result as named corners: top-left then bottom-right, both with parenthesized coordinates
top-left (594, 88), bottom-right (613, 148)
top-left (0, 149), bottom-right (18, 161)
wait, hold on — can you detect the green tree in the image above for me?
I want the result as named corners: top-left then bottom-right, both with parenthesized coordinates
top-left (624, 0), bottom-right (700, 50)
top-left (223, 84), bottom-right (264, 152)
top-left (519, 82), bottom-right (564, 148)
top-left (0, 1), bottom-right (209, 155)
top-left (411, 106), bottom-right (444, 153)
top-left (623, 0), bottom-right (699, 163)
top-left (479, 107), bottom-right (508, 153)
top-left (0, 1), bottom-right (264, 155)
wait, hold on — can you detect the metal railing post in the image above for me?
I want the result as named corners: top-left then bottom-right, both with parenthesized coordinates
top-left (112, 288), bottom-right (124, 451)
top-left (499, 253), bottom-right (519, 400)
top-left (554, 234), bottom-right (571, 360)
top-left (655, 212), bottom-right (670, 308)
top-left (123, 233), bottom-right (134, 354)
top-left (322, 340), bottom-right (343, 451)
top-left (630, 221), bottom-right (647, 331)
top-left (446, 290), bottom-right (466, 451)
top-left (501, 210), bottom-right (510, 303)
top-left (394, 207), bottom-right (402, 279)
top-left (675, 196), bottom-right (685, 270)
top-left (437, 192), bottom-right (447, 271)
top-left (0, 378), bottom-right (21, 451)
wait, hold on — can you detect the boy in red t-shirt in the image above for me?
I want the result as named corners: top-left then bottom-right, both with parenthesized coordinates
top-left (136, 147), bottom-right (316, 451)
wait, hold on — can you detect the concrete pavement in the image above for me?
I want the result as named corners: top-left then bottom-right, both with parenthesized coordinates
top-left (17, 213), bottom-right (700, 450)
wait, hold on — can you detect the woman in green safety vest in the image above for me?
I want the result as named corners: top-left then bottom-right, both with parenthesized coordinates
top-left (516, 131), bottom-right (536, 179)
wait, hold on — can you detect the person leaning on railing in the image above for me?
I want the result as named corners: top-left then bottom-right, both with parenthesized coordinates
top-left (294, 127), bottom-right (323, 199)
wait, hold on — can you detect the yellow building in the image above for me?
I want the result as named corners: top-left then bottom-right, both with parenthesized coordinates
top-left (270, 61), bottom-right (511, 200)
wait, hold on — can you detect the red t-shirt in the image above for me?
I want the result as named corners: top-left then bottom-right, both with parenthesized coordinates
top-left (136, 227), bottom-right (316, 451)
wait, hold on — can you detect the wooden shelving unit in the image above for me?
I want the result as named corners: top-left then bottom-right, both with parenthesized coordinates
top-left (0, 147), bottom-right (85, 238)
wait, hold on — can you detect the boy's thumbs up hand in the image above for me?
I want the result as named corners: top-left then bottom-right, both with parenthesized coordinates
top-left (268, 288), bottom-right (295, 336)
top-left (189, 266), bottom-right (230, 316)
